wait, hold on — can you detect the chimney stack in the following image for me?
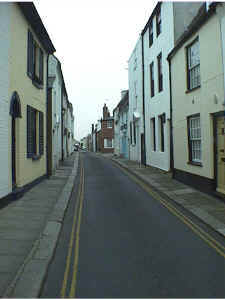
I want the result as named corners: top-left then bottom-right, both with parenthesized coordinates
top-left (103, 103), bottom-right (109, 119)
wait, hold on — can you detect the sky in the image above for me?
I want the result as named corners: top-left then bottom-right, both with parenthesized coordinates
top-left (34, 0), bottom-right (157, 141)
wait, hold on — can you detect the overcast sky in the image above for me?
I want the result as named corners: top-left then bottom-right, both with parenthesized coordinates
top-left (34, 0), bottom-right (157, 140)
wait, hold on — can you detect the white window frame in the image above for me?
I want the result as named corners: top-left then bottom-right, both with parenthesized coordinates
top-left (187, 38), bottom-right (200, 90)
top-left (104, 138), bottom-right (113, 148)
top-left (107, 120), bottom-right (113, 128)
top-left (188, 115), bottom-right (202, 163)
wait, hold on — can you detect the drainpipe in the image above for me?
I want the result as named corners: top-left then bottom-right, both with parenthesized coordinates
top-left (168, 58), bottom-right (174, 175)
top-left (141, 33), bottom-right (146, 166)
top-left (46, 53), bottom-right (49, 178)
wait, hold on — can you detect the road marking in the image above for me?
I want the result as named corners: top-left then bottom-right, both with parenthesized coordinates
top-left (69, 161), bottom-right (85, 298)
top-left (60, 161), bottom-right (83, 298)
top-left (114, 162), bottom-right (225, 258)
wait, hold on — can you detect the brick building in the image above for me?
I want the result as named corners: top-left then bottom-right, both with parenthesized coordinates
top-left (98, 104), bottom-right (114, 153)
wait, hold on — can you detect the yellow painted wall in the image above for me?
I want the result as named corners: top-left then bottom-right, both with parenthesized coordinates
top-left (9, 3), bottom-right (47, 188)
top-left (171, 12), bottom-right (225, 179)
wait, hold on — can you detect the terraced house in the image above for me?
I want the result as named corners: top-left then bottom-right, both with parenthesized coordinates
top-left (168, 2), bottom-right (225, 198)
top-left (0, 2), bottom-right (55, 200)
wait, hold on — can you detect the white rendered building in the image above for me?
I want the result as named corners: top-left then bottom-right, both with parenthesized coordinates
top-left (142, 2), bottom-right (202, 171)
top-left (128, 37), bottom-right (145, 163)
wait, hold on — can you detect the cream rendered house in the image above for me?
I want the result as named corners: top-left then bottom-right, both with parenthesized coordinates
top-left (0, 3), bottom-right (55, 200)
top-left (168, 3), bottom-right (225, 197)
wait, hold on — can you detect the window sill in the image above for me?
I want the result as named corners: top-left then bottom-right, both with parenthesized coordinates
top-left (185, 85), bottom-right (201, 94)
top-left (32, 78), bottom-right (43, 89)
top-left (32, 154), bottom-right (42, 161)
top-left (187, 161), bottom-right (203, 167)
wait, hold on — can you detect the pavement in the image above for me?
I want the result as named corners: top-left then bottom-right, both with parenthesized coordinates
top-left (98, 153), bottom-right (225, 239)
top-left (0, 151), bottom-right (79, 298)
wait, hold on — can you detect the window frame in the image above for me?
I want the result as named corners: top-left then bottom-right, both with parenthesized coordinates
top-left (187, 114), bottom-right (202, 165)
top-left (157, 52), bottom-right (163, 92)
top-left (27, 30), bottom-right (44, 89)
top-left (150, 62), bottom-right (155, 98)
top-left (186, 37), bottom-right (200, 92)
top-left (104, 138), bottom-right (113, 148)
top-left (107, 120), bottom-right (113, 128)
top-left (149, 20), bottom-right (153, 47)
top-left (156, 7), bottom-right (161, 37)
top-left (27, 105), bottom-right (44, 159)
top-left (159, 114), bottom-right (165, 152)
top-left (151, 117), bottom-right (156, 151)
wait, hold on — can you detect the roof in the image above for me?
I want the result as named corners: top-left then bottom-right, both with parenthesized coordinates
top-left (167, 2), bottom-right (218, 61)
top-left (141, 2), bottom-right (162, 36)
top-left (18, 2), bottom-right (55, 53)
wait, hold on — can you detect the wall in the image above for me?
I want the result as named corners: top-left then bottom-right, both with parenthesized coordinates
top-left (9, 3), bottom-right (47, 188)
top-left (128, 36), bottom-right (144, 162)
top-left (171, 11), bottom-right (225, 180)
top-left (143, 2), bottom-right (174, 171)
top-left (0, 4), bottom-right (10, 198)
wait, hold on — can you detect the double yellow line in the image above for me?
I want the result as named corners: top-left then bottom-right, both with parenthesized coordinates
top-left (61, 158), bottom-right (85, 298)
top-left (114, 162), bottom-right (225, 259)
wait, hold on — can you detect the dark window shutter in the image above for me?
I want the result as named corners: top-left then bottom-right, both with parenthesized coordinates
top-left (39, 111), bottom-right (44, 155)
top-left (39, 49), bottom-right (44, 84)
top-left (130, 122), bottom-right (132, 144)
top-left (27, 105), bottom-right (33, 158)
top-left (27, 30), bottom-right (34, 79)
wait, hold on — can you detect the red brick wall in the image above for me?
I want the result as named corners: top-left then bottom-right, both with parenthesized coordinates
top-left (99, 119), bottom-right (114, 153)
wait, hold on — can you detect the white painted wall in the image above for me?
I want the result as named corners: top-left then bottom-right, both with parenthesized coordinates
top-left (0, 4), bottom-right (10, 198)
top-left (143, 2), bottom-right (174, 171)
top-left (128, 36), bottom-right (144, 162)
top-left (48, 55), bottom-right (62, 172)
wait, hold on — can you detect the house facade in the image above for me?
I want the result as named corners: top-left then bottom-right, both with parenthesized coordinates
top-left (47, 55), bottom-right (63, 175)
top-left (128, 37), bottom-right (145, 163)
top-left (0, 3), bottom-right (55, 200)
top-left (142, 2), bottom-right (203, 171)
top-left (168, 3), bottom-right (225, 197)
top-left (100, 104), bottom-right (114, 153)
top-left (114, 91), bottom-right (129, 158)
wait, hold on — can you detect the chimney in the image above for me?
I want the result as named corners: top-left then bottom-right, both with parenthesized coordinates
top-left (121, 90), bottom-right (127, 99)
top-left (103, 103), bottom-right (108, 119)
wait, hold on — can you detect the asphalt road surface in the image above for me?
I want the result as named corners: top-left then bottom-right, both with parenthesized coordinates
top-left (40, 152), bottom-right (225, 298)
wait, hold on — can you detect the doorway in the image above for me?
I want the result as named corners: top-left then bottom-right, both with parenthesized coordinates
top-left (216, 116), bottom-right (225, 194)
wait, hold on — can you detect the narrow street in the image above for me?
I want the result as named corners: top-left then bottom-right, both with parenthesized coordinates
top-left (40, 152), bottom-right (225, 298)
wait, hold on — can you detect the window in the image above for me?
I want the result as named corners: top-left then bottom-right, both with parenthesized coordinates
top-left (133, 122), bottom-right (136, 145)
top-left (188, 115), bottom-right (202, 163)
top-left (130, 122), bottom-right (133, 144)
top-left (104, 138), bottom-right (113, 148)
top-left (159, 115), bottom-right (164, 152)
top-left (149, 20), bottom-right (153, 47)
top-left (187, 38), bottom-right (200, 90)
top-left (157, 53), bottom-right (163, 92)
top-left (27, 30), bottom-right (44, 88)
top-left (107, 120), bottom-right (113, 128)
top-left (27, 105), bottom-right (44, 158)
top-left (150, 62), bottom-right (154, 98)
top-left (156, 7), bottom-right (161, 36)
top-left (151, 117), bottom-right (156, 151)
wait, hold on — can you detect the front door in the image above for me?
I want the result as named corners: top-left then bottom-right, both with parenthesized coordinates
top-left (12, 117), bottom-right (16, 189)
top-left (216, 116), bottom-right (225, 194)
top-left (141, 133), bottom-right (146, 165)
